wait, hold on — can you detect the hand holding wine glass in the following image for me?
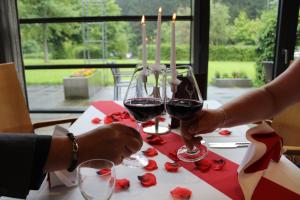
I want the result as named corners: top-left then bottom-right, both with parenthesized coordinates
top-left (165, 65), bottom-right (208, 162)
top-left (123, 64), bottom-right (165, 167)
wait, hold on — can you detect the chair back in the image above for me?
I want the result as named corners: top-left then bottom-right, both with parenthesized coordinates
top-left (272, 103), bottom-right (300, 147)
top-left (0, 63), bottom-right (33, 133)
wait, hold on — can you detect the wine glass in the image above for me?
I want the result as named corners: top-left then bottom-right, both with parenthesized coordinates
top-left (165, 65), bottom-right (208, 162)
top-left (123, 64), bottom-right (166, 167)
top-left (78, 159), bottom-right (115, 200)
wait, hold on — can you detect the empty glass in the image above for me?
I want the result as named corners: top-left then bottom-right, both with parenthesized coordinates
top-left (78, 159), bottom-right (115, 200)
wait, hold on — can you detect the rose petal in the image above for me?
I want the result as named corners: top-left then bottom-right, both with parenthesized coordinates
top-left (218, 130), bottom-right (231, 136)
top-left (91, 117), bottom-right (101, 124)
top-left (212, 159), bottom-right (226, 171)
top-left (165, 162), bottom-right (180, 173)
top-left (96, 168), bottom-right (111, 175)
top-left (158, 116), bottom-right (166, 122)
top-left (142, 120), bottom-right (155, 127)
top-left (146, 135), bottom-right (166, 145)
top-left (168, 151), bottom-right (180, 162)
top-left (194, 159), bottom-right (211, 172)
top-left (142, 148), bottom-right (158, 157)
top-left (170, 187), bottom-right (192, 200)
top-left (137, 173), bottom-right (157, 187)
top-left (144, 159), bottom-right (158, 171)
top-left (104, 116), bottom-right (114, 124)
top-left (115, 178), bottom-right (130, 191)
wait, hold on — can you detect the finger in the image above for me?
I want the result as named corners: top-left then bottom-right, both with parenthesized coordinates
top-left (125, 137), bottom-right (143, 153)
top-left (122, 145), bottom-right (134, 158)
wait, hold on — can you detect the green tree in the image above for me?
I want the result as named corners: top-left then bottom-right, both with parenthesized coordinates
top-left (210, 1), bottom-right (231, 45)
top-left (255, 8), bottom-right (277, 85)
top-left (232, 11), bottom-right (261, 45)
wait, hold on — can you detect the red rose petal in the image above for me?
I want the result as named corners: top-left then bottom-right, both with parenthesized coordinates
top-left (104, 116), bottom-right (114, 124)
top-left (137, 173), bottom-right (157, 187)
top-left (91, 117), bottom-right (101, 124)
top-left (158, 116), bottom-right (166, 122)
top-left (144, 159), bottom-right (158, 171)
top-left (165, 162), bottom-right (180, 173)
top-left (146, 135), bottom-right (166, 145)
top-left (212, 159), bottom-right (226, 171)
top-left (115, 178), bottom-right (130, 191)
top-left (142, 120), bottom-right (155, 127)
top-left (142, 148), bottom-right (158, 157)
top-left (168, 151), bottom-right (180, 162)
top-left (219, 130), bottom-right (231, 136)
top-left (194, 159), bottom-right (212, 172)
top-left (96, 168), bottom-right (111, 175)
top-left (170, 187), bottom-right (192, 200)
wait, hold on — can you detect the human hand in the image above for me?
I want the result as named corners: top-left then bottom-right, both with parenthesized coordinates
top-left (77, 123), bottom-right (143, 165)
top-left (180, 109), bottom-right (224, 148)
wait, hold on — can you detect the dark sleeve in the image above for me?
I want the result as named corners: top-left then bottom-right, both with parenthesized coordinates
top-left (0, 134), bottom-right (52, 199)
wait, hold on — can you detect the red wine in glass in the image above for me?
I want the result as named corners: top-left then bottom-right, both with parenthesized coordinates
top-left (166, 99), bottom-right (203, 120)
top-left (124, 98), bottom-right (164, 122)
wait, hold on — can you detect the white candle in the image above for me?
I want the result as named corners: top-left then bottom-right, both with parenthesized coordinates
top-left (155, 7), bottom-right (162, 66)
top-left (141, 15), bottom-right (147, 67)
top-left (171, 13), bottom-right (176, 82)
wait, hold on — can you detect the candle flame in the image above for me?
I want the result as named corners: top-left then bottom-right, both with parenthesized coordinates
top-left (172, 13), bottom-right (176, 21)
top-left (158, 7), bottom-right (162, 13)
top-left (141, 15), bottom-right (145, 24)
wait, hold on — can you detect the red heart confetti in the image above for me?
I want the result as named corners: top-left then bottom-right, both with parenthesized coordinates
top-left (212, 159), bottom-right (226, 171)
top-left (170, 187), bottom-right (192, 200)
top-left (144, 159), bottom-right (158, 171)
top-left (218, 129), bottom-right (231, 136)
top-left (142, 147), bottom-right (158, 157)
top-left (165, 162), bottom-right (180, 173)
top-left (104, 111), bottom-right (135, 124)
top-left (91, 117), bottom-right (101, 124)
top-left (142, 120), bottom-right (155, 127)
top-left (96, 168), bottom-right (111, 175)
top-left (137, 173), bottom-right (157, 187)
top-left (146, 135), bottom-right (166, 145)
top-left (115, 178), bottom-right (130, 191)
top-left (158, 116), bottom-right (166, 122)
top-left (194, 159), bottom-right (212, 172)
top-left (104, 116), bottom-right (114, 124)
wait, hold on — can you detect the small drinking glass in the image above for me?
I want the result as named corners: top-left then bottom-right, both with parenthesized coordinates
top-left (78, 159), bottom-right (115, 200)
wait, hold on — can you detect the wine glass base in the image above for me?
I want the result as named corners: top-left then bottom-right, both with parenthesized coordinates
top-left (122, 153), bottom-right (149, 168)
top-left (143, 125), bottom-right (170, 135)
top-left (177, 144), bottom-right (208, 162)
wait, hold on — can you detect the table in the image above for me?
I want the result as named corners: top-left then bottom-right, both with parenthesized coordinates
top-left (24, 100), bottom-right (300, 200)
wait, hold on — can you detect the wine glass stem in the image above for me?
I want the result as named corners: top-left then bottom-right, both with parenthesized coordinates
top-left (186, 146), bottom-right (200, 154)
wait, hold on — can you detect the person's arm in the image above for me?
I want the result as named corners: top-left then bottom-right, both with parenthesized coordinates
top-left (181, 59), bottom-right (300, 147)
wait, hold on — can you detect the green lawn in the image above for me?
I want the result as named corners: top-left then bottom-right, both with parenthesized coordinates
top-left (24, 59), bottom-right (256, 85)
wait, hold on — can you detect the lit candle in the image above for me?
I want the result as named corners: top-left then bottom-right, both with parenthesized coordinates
top-left (155, 7), bottom-right (162, 66)
top-left (141, 15), bottom-right (147, 67)
top-left (171, 13), bottom-right (176, 82)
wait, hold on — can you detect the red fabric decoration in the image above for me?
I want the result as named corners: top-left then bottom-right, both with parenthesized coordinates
top-left (146, 135), bottom-right (166, 145)
top-left (144, 159), bottom-right (158, 171)
top-left (212, 159), bottom-right (226, 171)
top-left (168, 151), bottom-right (180, 162)
top-left (91, 117), bottom-right (101, 124)
top-left (96, 168), bottom-right (111, 175)
top-left (218, 130), bottom-right (231, 136)
top-left (194, 159), bottom-right (212, 172)
top-left (170, 187), bottom-right (192, 200)
top-left (137, 173), bottom-right (157, 187)
top-left (244, 132), bottom-right (282, 173)
top-left (115, 179), bottom-right (130, 191)
top-left (142, 120), bottom-right (155, 127)
top-left (142, 148), bottom-right (158, 157)
top-left (165, 162), bottom-right (180, 173)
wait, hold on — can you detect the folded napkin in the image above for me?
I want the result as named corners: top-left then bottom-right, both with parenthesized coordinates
top-left (238, 122), bottom-right (283, 200)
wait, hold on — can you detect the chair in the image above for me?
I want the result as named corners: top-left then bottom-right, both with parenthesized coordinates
top-left (0, 63), bottom-right (77, 133)
top-left (270, 103), bottom-right (300, 165)
top-left (111, 67), bottom-right (132, 100)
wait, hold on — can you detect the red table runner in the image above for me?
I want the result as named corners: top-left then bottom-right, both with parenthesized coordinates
top-left (92, 101), bottom-right (300, 200)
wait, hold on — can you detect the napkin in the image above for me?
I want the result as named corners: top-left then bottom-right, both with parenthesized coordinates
top-left (237, 122), bottom-right (283, 200)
